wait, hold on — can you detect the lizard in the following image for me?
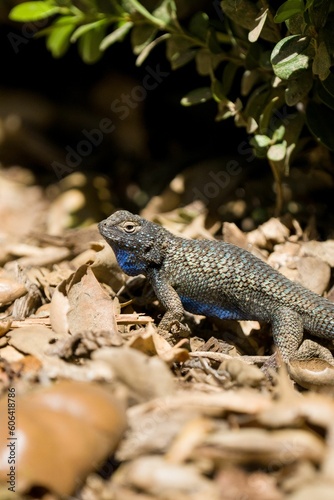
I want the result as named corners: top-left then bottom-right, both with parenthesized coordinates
top-left (98, 210), bottom-right (334, 364)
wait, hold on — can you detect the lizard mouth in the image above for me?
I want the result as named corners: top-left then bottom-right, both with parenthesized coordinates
top-left (98, 220), bottom-right (112, 238)
top-left (98, 220), bottom-right (121, 245)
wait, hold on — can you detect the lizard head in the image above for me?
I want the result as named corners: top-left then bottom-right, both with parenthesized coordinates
top-left (98, 210), bottom-right (167, 265)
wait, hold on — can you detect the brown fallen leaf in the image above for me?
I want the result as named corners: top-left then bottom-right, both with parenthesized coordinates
top-left (165, 417), bottom-right (215, 464)
top-left (248, 218), bottom-right (290, 249)
top-left (196, 427), bottom-right (325, 466)
top-left (128, 323), bottom-right (189, 364)
top-left (279, 256), bottom-right (330, 296)
top-left (10, 355), bottom-right (43, 377)
top-left (0, 380), bottom-right (127, 495)
top-left (219, 358), bottom-right (265, 387)
top-left (4, 244), bottom-right (71, 269)
top-left (6, 325), bottom-right (113, 382)
top-left (90, 241), bottom-right (126, 290)
top-left (0, 345), bottom-right (24, 362)
top-left (0, 319), bottom-right (11, 337)
top-left (50, 279), bottom-right (70, 334)
top-left (302, 240), bottom-right (334, 267)
top-left (0, 277), bottom-right (27, 306)
top-left (216, 467), bottom-right (283, 500)
top-left (50, 264), bottom-right (123, 346)
top-left (93, 347), bottom-right (175, 401)
top-left (112, 455), bottom-right (220, 500)
top-left (7, 325), bottom-right (64, 360)
top-left (288, 481), bottom-right (334, 500)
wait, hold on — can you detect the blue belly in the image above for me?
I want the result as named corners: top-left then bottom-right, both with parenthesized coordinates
top-left (179, 295), bottom-right (247, 320)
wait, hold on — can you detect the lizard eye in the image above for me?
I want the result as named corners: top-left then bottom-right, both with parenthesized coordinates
top-left (122, 222), bottom-right (137, 233)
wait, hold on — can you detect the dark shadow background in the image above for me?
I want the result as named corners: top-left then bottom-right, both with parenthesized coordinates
top-left (0, 2), bottom-right (258, 207)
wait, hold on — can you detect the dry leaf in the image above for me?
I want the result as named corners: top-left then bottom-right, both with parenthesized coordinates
top-left (0, 319), bottom-right (11, 337)
top-left (0, 345), bottom-right (24, 362)
top-left (8, 325), bottom-right (63, 360)
top-left (0, 380), bottom-right (127, 495)
top-left (5, 245), bottom-right (70, 269)
top-left (128, 324), bottom-right (190, 364)
top-left (93, 347), bottom-right (175, 401)
top-left (219, 358), bottom-right (265, 387)
top-left (0, 277), bottom-right (27, 305)
top-left (67, 266), bottom-right (122, 345)
top-left (288, 481), bottom-right (334, 500)
top-left (216, 467), bottom-right (282, 500)
top-left (50, 265), bottom-right (123, 346)
top-left (302, 240), bottom-right (334, 267)
top-left (50, 279), bottom-right (70, 334)
top-left (279, 256), bottom-right (330, 295)
top-left (113, 455), bottom-right (220, 500)
top-left (90, 241), bottom-right (126, 290)
top-left (198, 427), bottom-right (325, 466)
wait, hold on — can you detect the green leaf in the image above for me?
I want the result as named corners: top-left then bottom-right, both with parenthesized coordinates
top-left (207, 28), bottom-right (222, 54)
top-left (267, 142), bottom-right (287, 161)
top-left (152, 0), bottom-right (177, 25)
top-left (131, 24), bottom-right (158, 55)
top-left (274, 0), bottom-right (304, 23)
top-left (283, 112), bottom-right (305, 173)
top-left (166, 36), bottom-right (196, 70)
top-left (195, 49), bottom-right (212, 76)
top-left (46, 16), bottom-right (77, 58)
top-left (259, 94), bottom-right (283, 135)
top-left (316, 81), bottom-right (334, 111)
top-left (241, 70), bottom-right (261, 96)
top-left (221, 0), bottom-right (280, 43)
top-left (9, 1), bottom-right (61, 22)
top-left (221, 62), bottom-right (239, 96)
top-left (309, 0), bottom-right (330, 30)
top-left (244, 84), bottom-right (271, 125)
top-left (79, 24), bottom-right (107, 63)
top-left (306, 101), bottom-right (334, 150)
top-left (252, 134), bottom-right (272, 148)
top-left (249, 135), bottom-right (269, 158)
top-left (312, 40), bottom-right (331, 81)
top-left (71, 19), bottom-right (108, 43)
top-left (285, 71), bottom-right (313, 106)
top-left (211, 79), bottom-right (226, 102)
top-left (271, 35), bottom-right (313, 80)
top-left (245, 43), bottom-right (263, 70)
top-left (286, 12), bottom-right (306, 34)
top-left (272, 125), bottom-right (285, 143)
top-left (135, 33), bottom-right (170, 66)
top-left (100, 21), bottom-right (133, 51)
top-left (188, 12), bottom-right (209, 41)
top-left (181, 87), bottom-right (212, 106)
top-left (195, 49), bottom-right (224, 76)
top-left (248, 8), bottom-right (268, 43)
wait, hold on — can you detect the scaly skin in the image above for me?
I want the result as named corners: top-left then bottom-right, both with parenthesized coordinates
top-left (99, 210), bottom-right (334, 363)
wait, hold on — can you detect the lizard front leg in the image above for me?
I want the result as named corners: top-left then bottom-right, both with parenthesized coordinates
top-left (147, 268), bottom-right (189, 336)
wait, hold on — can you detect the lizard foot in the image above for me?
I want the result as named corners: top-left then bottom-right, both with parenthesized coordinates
top-left (157, 320), bottom-right (191, 347)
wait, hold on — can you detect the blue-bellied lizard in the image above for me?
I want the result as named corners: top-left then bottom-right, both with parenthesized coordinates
top-left (99, 210), bottom-right (334, 363)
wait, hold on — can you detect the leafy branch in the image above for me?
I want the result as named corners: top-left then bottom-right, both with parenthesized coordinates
top-left (8, 0), bottom-right (334, 212)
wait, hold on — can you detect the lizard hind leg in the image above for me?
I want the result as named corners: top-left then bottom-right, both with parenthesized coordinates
top-left (271, 307), bottom-right (304, 362)
top-left (271, 307), bottom-right (334, 364)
